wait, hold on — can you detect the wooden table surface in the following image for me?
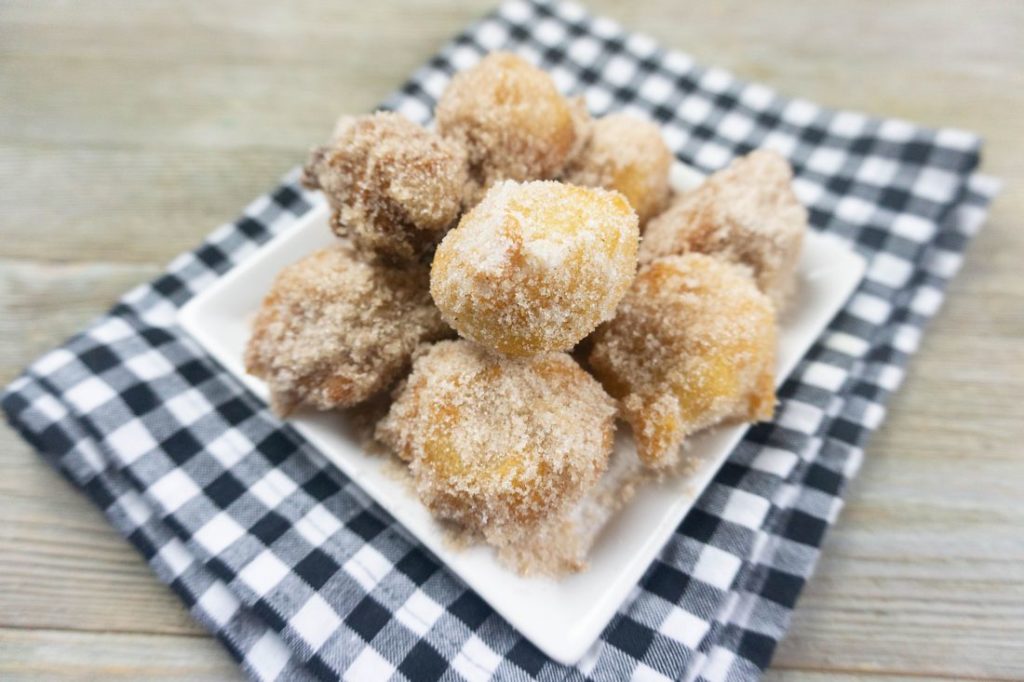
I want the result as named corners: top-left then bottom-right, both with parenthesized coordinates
top-left (2, 1), bottom-right (1022, 679)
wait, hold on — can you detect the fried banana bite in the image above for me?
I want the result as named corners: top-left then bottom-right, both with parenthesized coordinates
top-left (376, 340), bottom-right (616, 543)
top-left (563, 113), bottom-right (673, 225)
top-left (244, 245), bottom-right (452, 415)
top-left (436, 52), bottom-right (586, 202)
top-left (640, 149), bottom-right (807, 308)
top-left (430, 180), bottom-right (640, 357)
top-left (301, 112), bottom-right (467, 264)
top-left (589, 254), bottom-right (777, 469)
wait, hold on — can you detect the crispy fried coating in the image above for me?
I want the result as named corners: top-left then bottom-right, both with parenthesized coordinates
top-left (640, 149), bottom-right (807, 308)
top-left (589, 254), bottom-right (777, 469)
top-left (244, 244), bottom-right (452, 415)
top-left (436, 52), bottom-right (586, 203)
top-left (301, 112), bottom-right (468, 264)
top-left (563, 113), bottom-right (673, 225)
top-left (376, 340), bottom-right (616, 544)
top-left (430, 180), bottom-right (640, 356)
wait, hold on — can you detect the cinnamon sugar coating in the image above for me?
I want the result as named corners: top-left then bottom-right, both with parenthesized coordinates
top-left (245, 244), bottom-right (452, 415)
top-left (640, 149), bottom-right (807, 308)
top-left (302, 112), bottom-right (468, 264)
top-left (247, 55), bottom-right (807, 573)
top-left (430, 180), bottom-right (640, 356)
top-left (436, 52), bottom-right (586, 203)
top-left (376, 340), bottom-right (616, 546)
top-left (563, 113), bottom-right (673, 225)
top-left (589, 254), bottom-right (777, 468)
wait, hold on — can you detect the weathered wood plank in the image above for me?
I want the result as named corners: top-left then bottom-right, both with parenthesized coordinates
top-left (1, 1), bottom-right (1020, 150)
top-left (0, 146), bottom-right (299, 264)
top-left (0, 627), bottom-right (241, 681)
top-left (1, 2), bottom-right (1021, 266)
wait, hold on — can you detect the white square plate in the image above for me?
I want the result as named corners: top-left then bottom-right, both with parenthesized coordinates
top-left (178, 163), bottom-right (865, 665)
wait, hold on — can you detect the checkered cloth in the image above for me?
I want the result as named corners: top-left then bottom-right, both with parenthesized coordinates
top-left (2, 1), bottom-right (999, 680)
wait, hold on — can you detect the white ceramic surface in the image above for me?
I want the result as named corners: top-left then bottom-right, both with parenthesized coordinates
top-left (178, 164), bottom-right (866, 664)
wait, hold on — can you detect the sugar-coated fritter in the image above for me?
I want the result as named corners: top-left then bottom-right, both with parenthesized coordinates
top-left (430, 180), bottom-right (639, 357)
top-left (589, 254), bottom-right (777, 469)
top-left (245, 245), bottom-right (452, 415)
top-left (436, 52), bottom-right (586, 203)
top-left (563, 113), bottom-right (673, 225)
top-left (640, 149), bottom-right (807, 308)
top-left (376, 340), bottom-right (616, 545)
top-left (302, 112), bottom-right (467, 264)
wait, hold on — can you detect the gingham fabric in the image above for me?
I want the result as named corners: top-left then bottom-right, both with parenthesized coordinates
top-left (1, 1), bottom-right (999, 680)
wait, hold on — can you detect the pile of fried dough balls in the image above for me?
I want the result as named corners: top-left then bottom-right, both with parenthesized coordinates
top-left (245, 51), bottom-right (807, 569)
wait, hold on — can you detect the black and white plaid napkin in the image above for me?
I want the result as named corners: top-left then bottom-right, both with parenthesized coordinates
top-left (2, 1), bottom-right (998, 680)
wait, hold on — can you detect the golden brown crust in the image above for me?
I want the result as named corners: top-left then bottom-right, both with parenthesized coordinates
top-left (244, 244), bottom-right (452, 415)
top-left (430, 180), bottom-right (640, 356)
top-left (252, 53), bottom-right (803, 576)
top-left (435, 52), bottom-right (585, 204)
top-left (588, 254), bottom-right (777, 468)
top-left (376, 340), bottom-right (616, 546)
top-left (563, 113), bottom-right (673, 225)
top-left (302, 112), bottom-right (468, 264)
top-left (640, 149), bottom-right (807, 308)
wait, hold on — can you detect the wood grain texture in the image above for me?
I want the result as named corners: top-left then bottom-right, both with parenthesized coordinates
top-left (1, 0), bottom-right (1021, 679)
top-left (0, 628), bottom-right (240, 681)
